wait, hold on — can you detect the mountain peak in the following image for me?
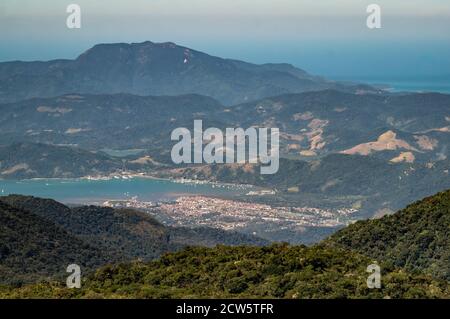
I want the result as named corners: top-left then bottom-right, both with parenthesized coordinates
top-left (78, 40), bottom-right (184, 57)
top-left (0, 41), bottom-right (373, 105)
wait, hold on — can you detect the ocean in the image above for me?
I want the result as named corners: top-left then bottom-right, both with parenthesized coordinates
top-left (330, 75), bottom-right (450, 94)
top-left (0, 177), bottom-right (251, 205)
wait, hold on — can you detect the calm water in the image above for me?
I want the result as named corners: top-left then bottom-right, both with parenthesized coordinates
top-left (330, 75), bottom-right (450, 94)
top-left (0, 178), bottom-right (249, 205)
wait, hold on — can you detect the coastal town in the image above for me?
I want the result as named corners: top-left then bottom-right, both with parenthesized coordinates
top-left (103, 195), bottom-right (359, 241)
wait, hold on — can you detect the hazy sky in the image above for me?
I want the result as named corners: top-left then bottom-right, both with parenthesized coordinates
top-left (1, 0), bottom-right (449, 78)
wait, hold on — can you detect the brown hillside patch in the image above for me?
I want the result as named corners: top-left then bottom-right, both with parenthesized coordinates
top-left (341, 131), bottom-right (417, 156)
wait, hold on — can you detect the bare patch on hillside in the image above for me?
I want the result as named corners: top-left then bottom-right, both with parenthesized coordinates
top-left (305, 119), bottom-right (328, 151)
top-left (293, 112), bottom-right (313, 121)
top-left (65, 128), bottom-right (91, 134)
top-left (419, 126), bottom-right (450, 134)
top-left (300, 150), bottom-right (317, 157)
top-left (414, 135), bottom-right (438, 151)
top-left (129, 156), bottom-right (160, 166)
top-left (281, 132), bottom-right (304, 142)
top-left (390, 152), bottom-right (415, 163)
top-left (341, 131), bottom-right (417, 156)
top-left (287, 144), bottom-right (301, 151)
top-left (1, 164), bottom-right (31, 175)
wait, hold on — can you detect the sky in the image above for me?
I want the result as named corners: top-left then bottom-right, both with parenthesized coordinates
top-left (0, 0), bottom-right (449, 80)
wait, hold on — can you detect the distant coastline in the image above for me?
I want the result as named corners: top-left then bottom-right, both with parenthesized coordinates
top-left (328, 75), bottom-right (450, 94)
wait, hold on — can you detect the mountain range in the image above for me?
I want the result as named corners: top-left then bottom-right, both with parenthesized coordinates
top-left (1, 90), bottom-right (449, 163)
top-left (1, 88), bottom-right (450, 218)
top-left (1, 40), bottom-right (450, 295)
top-left (0, 41), bottom-right (378, 106)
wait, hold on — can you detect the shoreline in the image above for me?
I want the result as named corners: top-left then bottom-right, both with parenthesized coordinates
top-left (0, 174), bottom-right (276, 206)
top-left (0, 172), bottom-right (258, 191)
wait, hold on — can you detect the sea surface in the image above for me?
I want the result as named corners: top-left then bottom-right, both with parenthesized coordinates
top-left (0, 177), bottom-right (250, 205)
top-left (330, 75), bottom-right (450, 94)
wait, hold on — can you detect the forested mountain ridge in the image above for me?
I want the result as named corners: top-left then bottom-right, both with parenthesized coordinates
top-left (327, 190), bottom-right (450, 280)
top-left (0, 200), bottom-right (109, 286)
top-left (1, 91), bottom-right (449, 162)
top-left (0, 195), bottom-right (268, 285)
top-left (1, 244), bottom-right (448, 299)
top-left (0, 142), bottom-right (129, 179)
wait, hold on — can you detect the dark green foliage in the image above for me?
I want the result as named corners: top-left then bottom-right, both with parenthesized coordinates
top-left (1, 244), bottom-right (448, 299)
top-left (168, 226), bottom-right (268, 248)
top-left (328, 190), bottom-right (450, 280)
top-left (2, 190), bottom-right (450, 298)
top-left (0, 201), bottom-right (108, 286)
top-left (0, 195), bottom-right (267, 285)
top-left (1, 195), bottom-right (171, 262)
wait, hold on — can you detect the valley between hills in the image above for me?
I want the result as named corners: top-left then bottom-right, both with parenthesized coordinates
top-left (0, 41), bottom-right (449, 298)
top-left (0, 190), bottom-right (449, 298)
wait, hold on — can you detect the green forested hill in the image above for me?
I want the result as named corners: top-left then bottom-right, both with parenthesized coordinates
top-left (0, 201), bottom-right (108, 286)
top-left (327, 190), bottom-right (450, 280)
top-left (1, 195), bottom-right (171, 262)
top-left (1, 244), bottom-right (448, 299)
top-left (0, 142), bottom-right (126, 179)
top-left (1, 191), bottom-right (450, 298)
top-left (0, 195), bottom-right (268, 285)
top-left (1, 195), bottom-right (267, 259)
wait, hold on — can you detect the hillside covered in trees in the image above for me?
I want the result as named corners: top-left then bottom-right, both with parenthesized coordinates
top-left (1, 244), bottom-right (448, 299)
top-left (0, 201), bottom-right (109, 286)
top-left (0, 195), bottom-right (267, 285)
top-left (1, 189), bottom-right (450, 298)
top-left (327, 190), bottom-right (450, 281)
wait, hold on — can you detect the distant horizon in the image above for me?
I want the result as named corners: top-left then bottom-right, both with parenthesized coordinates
top-left (1, 39), bottom-right (449, 94)
top-left (1, 0), bottom-right (449, 92)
